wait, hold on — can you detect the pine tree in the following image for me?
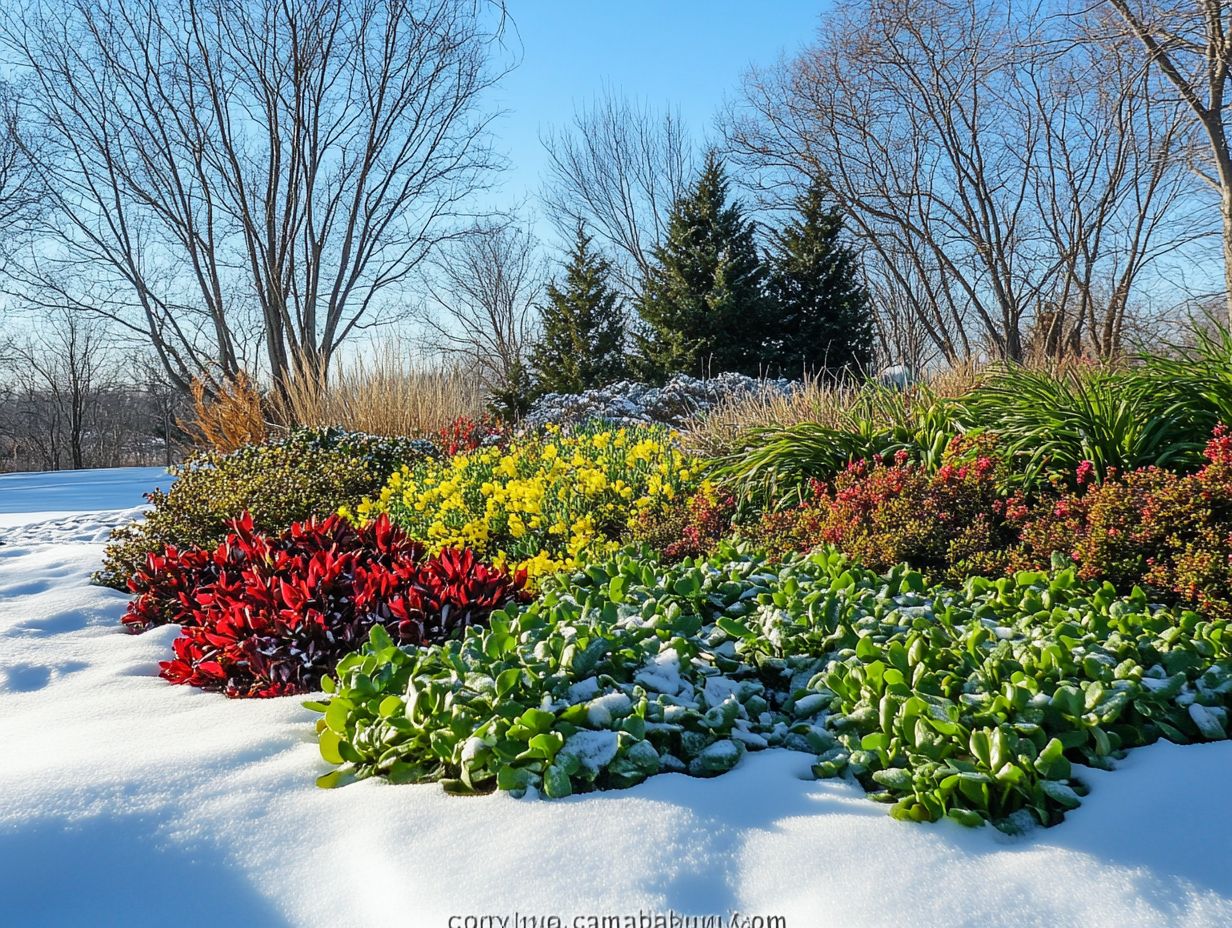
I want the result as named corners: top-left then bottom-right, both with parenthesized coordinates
top-left (488, 356), bottom-right (537, 420)
top-left (765, 181), bottom-right (874, 377)
top-left (635, 153), bottom-right (770, 381)
top-left (529, 226), bottom-right (628, 395)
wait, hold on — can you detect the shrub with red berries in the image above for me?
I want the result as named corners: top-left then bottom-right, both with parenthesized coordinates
top-left (1019, 426), bottom-right (1232, 617)
top-left (745, 435), bottom-right (1025, 579)
top-left (124, 512), bottom-right (527, 697)
top-left (631, 486), bottom-right (736, 561)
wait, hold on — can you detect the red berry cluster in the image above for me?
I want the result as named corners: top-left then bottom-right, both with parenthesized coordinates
top-left (750, 434), bottom-right (1016, 578)
top-left (1021, 426), bottom-right (1232, 617)
top-left (630, 489), bottom-right (737, 561)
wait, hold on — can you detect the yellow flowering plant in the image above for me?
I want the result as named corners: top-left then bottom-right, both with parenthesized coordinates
top-left (347, 423), bottom-right (704, 585)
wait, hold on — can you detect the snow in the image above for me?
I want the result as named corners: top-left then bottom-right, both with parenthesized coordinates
top-left (0, 466), bottom-right (165, 538)
top-left (3, 469), bottom-right (1232, 927)
top-left (635, 649), bottom-right (686, 696)
top-left (585, 691), bottom-right (633, 727)
top-left (560, 729), bottom-right (621, 775)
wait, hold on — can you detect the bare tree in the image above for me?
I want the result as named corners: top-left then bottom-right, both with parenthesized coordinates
top-left (5, 311), bottom-right (114, 469)
top-left (0, 80), bottom-right (44, 267)
top-left (1030, 8), bottom-right (1205, 356)
top-left (0, 325), bottom-right (189, 472)
top-left (726, 0), bottom-right (1197, 365)
top-left (1105, 0), bottom-right (1232, 323)
top-left (1, 0), bottom-right (510, 392)
top-left (138, 355), bottom-right (189, 468)
top-left (540, 90), bottom-right (694, 294)
top-left (418, 217), bottom-right (544, 400)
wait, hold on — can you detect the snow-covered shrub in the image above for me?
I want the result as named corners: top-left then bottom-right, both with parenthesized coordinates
top-left (519, 372), bottom-right (796, 431)
top-left (125, 512), bottom-right (525, 697)
top-left (96, 427), bottom-right (436, 589)
top-left (312, 545), bottom-right (1232, 829)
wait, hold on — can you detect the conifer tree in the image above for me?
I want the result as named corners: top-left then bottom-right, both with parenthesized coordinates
top-left (529, 225), bottom-right (628, 394)
top-left (635, 153), bottom-right (770, 380)
top-left (765, 181), bottom-right (873, 377)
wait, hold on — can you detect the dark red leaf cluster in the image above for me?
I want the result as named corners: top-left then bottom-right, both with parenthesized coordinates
top-left (124, 512), bottom-right (527, 698)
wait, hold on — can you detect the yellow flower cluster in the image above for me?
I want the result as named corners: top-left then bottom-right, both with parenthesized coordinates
top-left (350, 424), bottom-right (702, 586)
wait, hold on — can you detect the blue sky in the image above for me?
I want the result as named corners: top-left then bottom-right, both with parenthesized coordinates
top-left (489, 2), bottom-right (830, 229)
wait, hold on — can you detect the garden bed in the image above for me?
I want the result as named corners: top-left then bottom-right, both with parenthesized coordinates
top-left (1, 491), bottom-right (1231, 926)
top-left (7, 345), bottom-right (1232, 925)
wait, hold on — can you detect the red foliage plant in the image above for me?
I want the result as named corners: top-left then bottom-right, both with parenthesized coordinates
top-left (1019, 426), bottom-right (1232, 617)
top-left (437, 414), bottom-right (508, 457)
top-left (124, 513), bottom-right (527, 697)
top-left (745, 424), bottom-right (1232, 616)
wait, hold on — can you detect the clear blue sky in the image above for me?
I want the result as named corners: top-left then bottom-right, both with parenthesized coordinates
top-left (490, 2), bottom-right (830, 231)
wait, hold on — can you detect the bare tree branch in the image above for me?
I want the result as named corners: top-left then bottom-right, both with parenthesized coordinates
top-left (540, 89), bottom-right (694, 295)
top-left (1, 0), bottom-right (511, 390)
top-left (725, 0), bottom-right (1200, 364)
top-left (1105, 0), bottom-right (1232, 322)
top-left (417, 216), bottom-right (544, 396)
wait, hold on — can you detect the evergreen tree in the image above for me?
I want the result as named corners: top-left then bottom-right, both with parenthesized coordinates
top-left (530, 225), bottom-right (628, 394)
top-left (765, 181), bottom-right (874, 377)
top-left (635, 153), bottom-right (770, 380)
top-left (487, 356), bottom-right (537, 420)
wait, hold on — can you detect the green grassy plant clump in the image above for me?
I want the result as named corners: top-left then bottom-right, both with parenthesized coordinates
top-left (311, 545), bottom-right (1232, 829)
top-left (96, 428), bottom-right (437, 589)
top-left (710, 388), bottom-right (960, 511)
top-left (1134, 321), bottom-right (1232, 443)
top-left (955, 364), bottom-right (1203, 486)
top-left (709, 327), bottom-right (1232, 511)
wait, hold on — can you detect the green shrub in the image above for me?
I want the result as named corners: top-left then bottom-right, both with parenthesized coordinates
top-left (1134, 320), bottom-right (1232, 439)
top-left (96, 428), bottom-right (437, 589)
top-left (311, 545), bottom-right (1232, 829)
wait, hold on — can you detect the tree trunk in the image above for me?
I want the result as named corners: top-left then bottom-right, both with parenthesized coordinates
top-left (1222, 191), bottom-right (1232, 325)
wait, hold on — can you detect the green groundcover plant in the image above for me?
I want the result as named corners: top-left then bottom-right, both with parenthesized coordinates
top-left (310, 545), bottom-right (1232, 830)
top-left (97, 428), bottom-right (436, 589)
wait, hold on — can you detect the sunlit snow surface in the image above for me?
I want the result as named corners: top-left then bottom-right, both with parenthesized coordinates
top-left (0, 465), bottom-right (166, 535)
top-left (1, 468), bottom-right (1231, 928)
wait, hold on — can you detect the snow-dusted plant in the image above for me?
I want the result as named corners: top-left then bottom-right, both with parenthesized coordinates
top-left (311, 545), bottom-right (1232, 829)
top-left (519, 372), bottom-right (797, 431)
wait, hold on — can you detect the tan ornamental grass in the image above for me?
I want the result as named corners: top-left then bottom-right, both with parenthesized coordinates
top-left (273, 345), bottom-right (484, 440)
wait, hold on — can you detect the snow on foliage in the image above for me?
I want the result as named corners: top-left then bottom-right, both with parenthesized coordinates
top-left (520, 372), bottom-right (797, 430)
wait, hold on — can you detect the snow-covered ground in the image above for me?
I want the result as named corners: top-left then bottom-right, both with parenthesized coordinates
top-left (0, 465), bottom-right (166, 540)
top-left (2, 468), bottom-right (1231, 928)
